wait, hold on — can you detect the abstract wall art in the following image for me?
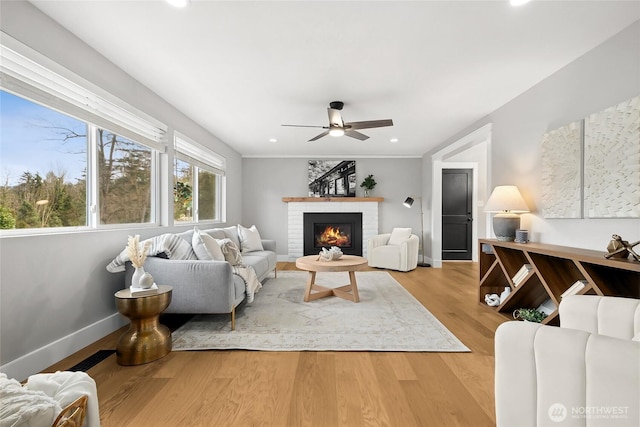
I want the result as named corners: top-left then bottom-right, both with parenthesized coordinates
top-left (541, 120), bottom-right (583, 218)
top-left (584, 96), bottom-right (639, 218)
top-left (540, 95), bottom-right (639, 219)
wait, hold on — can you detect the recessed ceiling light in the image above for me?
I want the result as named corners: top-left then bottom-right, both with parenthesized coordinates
top-left (390, 138), bottom-right (399, 143)
top-left (166, 0), bottom-right (190, 8)
top-left (510, 0), bottom-right (531, 6)
top-left (269, 138), bottom-right (277, 143)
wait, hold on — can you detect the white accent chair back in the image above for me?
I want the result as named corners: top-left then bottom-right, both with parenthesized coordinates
top-left (495, 295), bottom-right (640, 427)
top-left (367, 228), bottom-right (419, 272)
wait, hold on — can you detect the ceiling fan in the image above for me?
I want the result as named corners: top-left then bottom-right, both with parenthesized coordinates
top-left (282, 101), bottom-right (394, 142)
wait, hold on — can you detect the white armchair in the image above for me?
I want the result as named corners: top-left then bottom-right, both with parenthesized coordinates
top-left (367, 228), bottom-right (419, 272)
top-left (495, 295), bottom-right (640, 427)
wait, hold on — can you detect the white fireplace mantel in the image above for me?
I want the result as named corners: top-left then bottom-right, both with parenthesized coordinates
top-left (283, 197), bottom-right (382, 260)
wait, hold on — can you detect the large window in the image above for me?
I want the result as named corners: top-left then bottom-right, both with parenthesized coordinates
top-left (97, 129), bottom-right (153, 225)
top-left (1, 37), bottom-right (166, 232)
top-left (0, 90), bottom-right (159, 230)
top-left (174, 133), bottom-right (224, 224)
top-left (0, 36), bottom-right (229, 233)
top-left (0, 90), bottom-right (88, 229)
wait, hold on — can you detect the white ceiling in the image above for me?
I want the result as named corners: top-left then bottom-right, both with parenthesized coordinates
top-left (30, 1), bottom-right (640, 158)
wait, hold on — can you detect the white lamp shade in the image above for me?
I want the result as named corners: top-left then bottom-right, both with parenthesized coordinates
top-left (484, 185), bottom-right (529, 213)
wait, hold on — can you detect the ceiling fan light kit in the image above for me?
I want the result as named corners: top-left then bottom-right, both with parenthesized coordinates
top-left (329, 128), bottom-right (345, 137)
top-left (282, 101), bottom-right (394, 142)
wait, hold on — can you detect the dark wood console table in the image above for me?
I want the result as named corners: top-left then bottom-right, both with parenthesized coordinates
top-left (478, 239), bottom-right (640, 325)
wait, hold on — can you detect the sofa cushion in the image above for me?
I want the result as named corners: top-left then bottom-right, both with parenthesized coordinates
top-left (192, 228), bottom-right (225, 261)
top-left (242, 250), bottom-right (277, 279)
top-left (388, 227), bottom-right (412, 246)
top-left (238, 224), bottom-right (264, 253)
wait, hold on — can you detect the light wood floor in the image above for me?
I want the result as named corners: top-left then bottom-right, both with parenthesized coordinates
top-left (45, 262), bottom-right (507, 426)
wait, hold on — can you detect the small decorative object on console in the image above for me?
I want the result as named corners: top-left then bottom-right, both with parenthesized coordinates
top-left (514, 229), bottom-right (529, 243)
top-left (605, 234), bottom-right (640, 262)
top-left (604, 234), bottom-right (640, 261)
top-left (318, 246), bottom-right (343, 261)
top-left (484, 293), bottom-right (500, 307)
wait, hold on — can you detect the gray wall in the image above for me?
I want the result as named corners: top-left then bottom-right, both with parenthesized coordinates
top-left (0, 1), bottom-right (243, 380)
top-left (424, 21), bottom-right (640, 252)
top-left (241, 158), bottom-right (423, 258)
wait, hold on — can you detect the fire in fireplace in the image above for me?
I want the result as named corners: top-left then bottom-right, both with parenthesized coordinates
top-left (315, 225), bottom-right (351, 247)
top-left (304, 212), bottom-right (362, 256)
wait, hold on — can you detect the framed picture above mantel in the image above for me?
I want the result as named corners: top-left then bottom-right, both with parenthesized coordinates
top-left (308, 160), bottom-right (356, 197)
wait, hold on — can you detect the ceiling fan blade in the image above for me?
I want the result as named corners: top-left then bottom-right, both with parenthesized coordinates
top-left (345, 119), bottom-right (394, 130)
top-left (308, 130), bottom-right (330, 142)
top-left (327, 108), bottom-right (344, 127)
top-left (281, 124), bottom-right (327, 128)
top-left (345, 130), bottom-right (369, 141)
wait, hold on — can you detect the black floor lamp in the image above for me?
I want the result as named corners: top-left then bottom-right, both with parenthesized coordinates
top-left (403, 196), bottom-right (431, 267)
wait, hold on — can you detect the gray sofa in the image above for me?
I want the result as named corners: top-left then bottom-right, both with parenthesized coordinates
top-left (124, 226), bottom-right (276, 329)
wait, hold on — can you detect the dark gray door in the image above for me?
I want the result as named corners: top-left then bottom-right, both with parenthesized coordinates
top-left (442, 169), bottom-right (473, 260)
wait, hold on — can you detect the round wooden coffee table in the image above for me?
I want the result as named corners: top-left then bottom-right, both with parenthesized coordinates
top-left (295, 255), bottom-right (368, 303)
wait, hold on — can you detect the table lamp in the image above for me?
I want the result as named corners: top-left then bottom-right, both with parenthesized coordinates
top-left (484, 185), bottom-right (529, 242)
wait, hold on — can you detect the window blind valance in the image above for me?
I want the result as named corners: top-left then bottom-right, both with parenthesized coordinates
top-left (0, 35), bottom-right (167, 152)
top-left (174, 133), bottom-right (226, 176)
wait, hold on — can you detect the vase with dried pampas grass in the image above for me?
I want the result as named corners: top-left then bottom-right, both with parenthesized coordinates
top-left (127, 235), bottom-right (154, 289)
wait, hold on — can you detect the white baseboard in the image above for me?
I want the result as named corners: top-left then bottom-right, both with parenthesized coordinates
top-left (426, 256), bottom-right (441, 268)
top-left (1, 313), bottom-right (126, 382)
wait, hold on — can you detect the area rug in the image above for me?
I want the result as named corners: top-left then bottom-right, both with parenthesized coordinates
top-left (172, 271), bottom-right (469, 352)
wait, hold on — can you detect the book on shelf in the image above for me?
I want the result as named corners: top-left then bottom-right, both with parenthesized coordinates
top-left (481, 244), bottom-right (494, 254)
top-left (129, 283), bottom-right (159, 297)
top-left (511, 264), bottom-right (533, 287)
top-left (561, 280), bottom-right (588, 299)
top-left (537, 298), bottom-right (557, 316)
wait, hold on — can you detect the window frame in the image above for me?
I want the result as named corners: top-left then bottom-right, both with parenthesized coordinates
top-left (173, 132), bottom-right (226, 225)
top-left (0, 35), bottom-right (167, 235)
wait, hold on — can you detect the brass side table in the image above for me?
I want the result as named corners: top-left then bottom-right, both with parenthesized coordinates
top-left (114, 285), bottom-right (172, 366)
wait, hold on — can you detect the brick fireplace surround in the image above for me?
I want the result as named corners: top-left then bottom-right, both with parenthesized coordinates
top-left (283, 197), bottom-right (382, 261)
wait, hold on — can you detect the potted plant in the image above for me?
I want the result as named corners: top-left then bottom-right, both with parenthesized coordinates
top-left (360, 174), bottom-right (377, 197)
top-left (513, 308), bottom-right (547, 323)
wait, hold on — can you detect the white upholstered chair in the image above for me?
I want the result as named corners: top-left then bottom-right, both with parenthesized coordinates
top-left (367, 227), bottom-right (419, 272)
top-left (494, 295), bottom-right (640, 427)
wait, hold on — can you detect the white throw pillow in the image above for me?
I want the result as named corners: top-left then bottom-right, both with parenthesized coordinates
top-left (238, 224), bottom-right (264, 253)
top-left (388, 228), bottom-right (412, 246)
top-left (192, 228), bottom-right (225, 261)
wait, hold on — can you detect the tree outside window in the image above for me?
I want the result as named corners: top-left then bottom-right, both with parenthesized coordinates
top-left (174, 159), bottom-right (193, 222)
top-left (0, 90), bottom-right (155, 229)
